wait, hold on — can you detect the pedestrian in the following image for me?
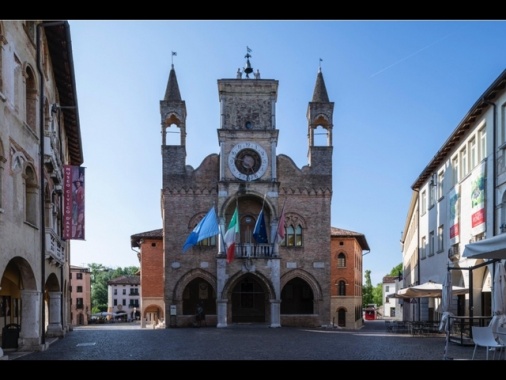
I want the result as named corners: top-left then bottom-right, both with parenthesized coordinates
top-left (196, 302), bottom-right (205, 327)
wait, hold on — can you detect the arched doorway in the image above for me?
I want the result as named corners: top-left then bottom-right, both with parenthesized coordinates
top-left (144, 305), bottom-right (163, 324)
top-left (337, 308), bottom-right (346, 327)
top-left (182, 278), bottom-right (216, 317)
top-left (280, 277), bottom-right (314, 314)
top-left (231, 276), bottom-right (266, 323)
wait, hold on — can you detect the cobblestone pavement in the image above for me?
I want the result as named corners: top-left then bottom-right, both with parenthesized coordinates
top-left (3, 319), bottom-right (504, 362)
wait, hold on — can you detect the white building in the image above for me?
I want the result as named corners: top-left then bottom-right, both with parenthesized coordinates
top-left (401, 68), bottom-right (506, 322)
top-left (382, 275), bottom-right (402, 320)
top-left (107, 276), bottom-right (140, 321)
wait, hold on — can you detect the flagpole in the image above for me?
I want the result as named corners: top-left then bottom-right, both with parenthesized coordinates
top-left (272, 198), bottom-right (287, 254)
top-left (222, 199), bottom-right (240, 262)
top-left (218, 203), bottom-right (227, 258)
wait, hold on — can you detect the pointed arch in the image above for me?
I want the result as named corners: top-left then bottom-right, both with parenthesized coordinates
top-left (173, 268), bottom-right (217, 316)
top-left (282, 212), bottom-right (306, 247)
top-left (280, 269), bottom-right (323, 315)
top-left (24, 163), bottom-right (38, 225)
top-left (24, 64), bottom-right (37, 131)
top-left (222, 271), bottom-right (275, 324)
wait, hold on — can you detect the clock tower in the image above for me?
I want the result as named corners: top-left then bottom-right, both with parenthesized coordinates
top-left (217, 75), bottom-right (279, 183)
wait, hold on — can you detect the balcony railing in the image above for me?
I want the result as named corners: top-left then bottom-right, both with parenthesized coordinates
top-left (448, 315), bottom-right (493, 345)
top-left (235, 243), bottom-right (274, 259)
top-left (46, 229), bottom-right (65, 265)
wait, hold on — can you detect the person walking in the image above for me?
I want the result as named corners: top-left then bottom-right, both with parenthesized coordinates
top-left (195, 302), bottom-right (205, 327)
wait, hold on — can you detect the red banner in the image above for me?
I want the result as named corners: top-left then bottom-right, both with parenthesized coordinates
top-left (63, 165), bottom-right (85, 240)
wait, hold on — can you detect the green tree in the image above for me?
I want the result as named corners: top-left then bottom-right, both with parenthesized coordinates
top-left (389, 263), bottom-right (403, 278)
top-left (363, 263), bottom-right (403, 308)
top-left (372, 284), bottom-right (383, 306)
top-left (362, 270), bottom-right (374, 307)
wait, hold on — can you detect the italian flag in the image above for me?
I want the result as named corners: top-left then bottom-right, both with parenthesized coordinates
top-left (224, 207), bottom-right (239, 263)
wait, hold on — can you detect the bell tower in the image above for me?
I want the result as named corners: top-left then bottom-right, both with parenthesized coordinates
top-left (307, 66), bottom-right (333, 173)
top-left (160, 61), bottom-right (187, 181)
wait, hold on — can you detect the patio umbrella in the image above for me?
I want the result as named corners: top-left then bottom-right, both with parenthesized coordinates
top-left (439, 270), bottom-right (453, 360)
top-left (397, 280), bottom-right (468, 298)
top-left (489, 261), bottom-right (506, 336)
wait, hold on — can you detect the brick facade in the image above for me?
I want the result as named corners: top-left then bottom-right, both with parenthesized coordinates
top-left (131, 230), bottom-right (164, 327)
top-left (330, 228), bottom-right (369, 329)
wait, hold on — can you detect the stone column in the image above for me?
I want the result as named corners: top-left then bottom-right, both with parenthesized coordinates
top-left (216, 258), bottom-right (229, 328)
top-left (46, 291), bottom-right (64, 337)
top-left (19, 289), bottom-right (43, 350)
top-left (270, 299), bottom-right (281, 328)
top-left (269, 259), bottom-right (281, 328)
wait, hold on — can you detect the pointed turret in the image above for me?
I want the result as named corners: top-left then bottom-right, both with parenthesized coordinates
top-left (160, 63), bottom-right (186, 149)
top-left (311, 68), bottom-right (329, 103)
top-left (164, 64), bottom-right (182, 101)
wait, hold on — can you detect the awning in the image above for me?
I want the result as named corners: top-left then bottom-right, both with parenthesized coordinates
top-left (462, 234), bottom-right (506, 259)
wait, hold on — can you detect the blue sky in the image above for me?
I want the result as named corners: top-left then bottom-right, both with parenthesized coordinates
top-left (67, 20), bottom-right (506, 286)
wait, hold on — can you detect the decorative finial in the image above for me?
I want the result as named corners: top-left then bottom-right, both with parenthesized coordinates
top-left (244, 46), bottom-right (253, 78)
top-left (319, 58), bottom-right (323, 72)
top-left (171, 51), bottom-right (177, 66)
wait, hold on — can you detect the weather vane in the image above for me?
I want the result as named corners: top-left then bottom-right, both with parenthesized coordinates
top-left (244, 46), bottom-right (253, 78)
top-left (171, 51), bottom-right (177, 65)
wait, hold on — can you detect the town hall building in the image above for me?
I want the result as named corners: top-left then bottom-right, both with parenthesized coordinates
top-left (131, 52), bottom-right (369, 329)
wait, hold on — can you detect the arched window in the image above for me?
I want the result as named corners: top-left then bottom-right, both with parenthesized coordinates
top-left (25, 65), bottom-right (37, 130)
top-left (285, 224), bottom-right (303, 247)
top-left (286, 225), bottom-right (294, 246)
top-left (338, 280), bottom-right (346, 296)
top-left (24, 165), bottom-right (38, 226)
top-left (337, 253), bottom-right (346, 267)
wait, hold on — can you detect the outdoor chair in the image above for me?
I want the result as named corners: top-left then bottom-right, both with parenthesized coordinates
top-left (471, 326), bottom-right (506, 360)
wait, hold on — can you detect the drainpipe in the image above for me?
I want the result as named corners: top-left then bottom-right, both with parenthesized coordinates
top-left (36, 19), bottom-right (66, 346)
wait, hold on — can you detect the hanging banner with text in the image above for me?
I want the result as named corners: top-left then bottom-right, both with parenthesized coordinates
top-left (63, 165), bottom-right (85, 240)
top-left (470, 161), bottom-right (486, 235)
top-left (448, 184), bottom-right (460, 245)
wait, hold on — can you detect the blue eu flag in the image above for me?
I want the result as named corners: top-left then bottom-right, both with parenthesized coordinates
top-left (253, 209), bottom-right (268, 244)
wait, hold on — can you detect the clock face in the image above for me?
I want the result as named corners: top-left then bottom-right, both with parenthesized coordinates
top-left (228, 142), bottom-right (268, 181)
